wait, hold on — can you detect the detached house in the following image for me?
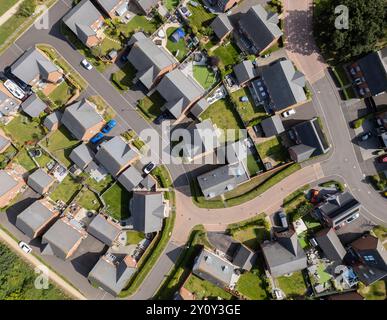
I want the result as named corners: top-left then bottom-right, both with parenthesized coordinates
top-left (127, 32), bottom-right (177, 90)
top-left (261, 228), bottom-right (307, 277)
top-left (96, 0), bottom-right (129, 18)
top-left (350, 234), bottom-right (387, 286)
top-left (10, 48), bottom-right (63, 89)
top-left (96, 136), bottom-right (139, 177)
top-left (16, 199), bottom-right (59, 239)
top-left (0, 170), bottom-right (25, 208)
top-left (210, 14), bottom-right (233, 43)
top-left (237, 5), bottom-right (283, 56)
top-left (156, 69), bottom-right (205, 123)
top-left (0, 132), bottom-right (11, 153)
top-left (213, 0), bottom-right (241, 12)
top-left (62, 99), bottom-right (105, 141)
top-left (87, 214), bottom-right (121, 246)
top-left (63, 0), bottom-right (105, 48)
top-left (133, 0), bottom-right (159, 15)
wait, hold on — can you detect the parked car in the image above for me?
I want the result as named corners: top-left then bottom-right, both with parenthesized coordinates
top-left (90, 132), bottom-right (104, 144)
top-left (143, 162), bottom-right (156, 174)
top-left (345, 212), bottom-right (360, 224)
top-left (282, 108), bottom-right (296, 118)
top-left (358, 131), bottom-right (372, 141)
top-left (101, 119), bottom-right (117, 133)
top-left (81, 59), bottom-right (93, 70)
top-left (261, 53), bottom-right (271, 58)
top-left (4, 79), bottom-right (25, 100)
top-left (178, 6), bottom-right (192, 18)
top-left (18, 241), bottom-right (32, 254)
top-left (277, 210), bottom-right (288, 229)
top-left (4, 66), bottom-right (32, 93)
top-left (377, 154), bottom-right (387, 163)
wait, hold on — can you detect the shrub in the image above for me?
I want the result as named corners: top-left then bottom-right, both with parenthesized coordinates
top-left (17, 0), bottom-right (36, 17)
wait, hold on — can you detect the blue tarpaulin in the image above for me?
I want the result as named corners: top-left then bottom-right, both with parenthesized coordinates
top-left (170, 28), bottom-right (185, 42)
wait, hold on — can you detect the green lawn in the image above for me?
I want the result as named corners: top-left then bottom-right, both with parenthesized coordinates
top-left (297, 231), bottom-right (309, 249)
top-left (166, 27), bottom-right (188, 61)
top-left (48, 80), bottom-right (74, 108)
top-left (13, 148), bottom-right (36, 172)
top-left (0, 0), bottom-right (19, 16)
top-left (2, 115), bottom-right (45, 146)
top-left (302, 214), bottom-right (322, 230)
top-left (246, 153), bottom-right (263, 177)
top-left (102, 183), bottom-right (131, 220)
top-left (99, 37), bottom-right (122, 56)
top-left (85, 174), bottom-right (114, 194)
top-left (184, 274), bottom-right (233, 300)
top-left (50, 175), bottom-right (82, 205)
top-left (0, 145), bottom-right (17, 169)
top-left (111, 62), bottom-right (136, 91)
top-left (119, 15), bottom-right (161, 37)
top-left (277, 271), bottom-right (308, 299)
top-left (236, 271), bottom-right (269, 300)
top-left (200, 98), bottom-right (244, 142)
top-left (165, 0), bottom-right (179, 11)
top-left (126, 230), bottom-right (145, 245)
top-left (0, 3), bottom-right (29, 46)
top-left (193, 65), bottom-right (217, 90)
top-left (372, 225), bottom-right (387, 249)
top-left (41, 127), bottom-right (80, 168)
top-left (77, 189), bottom-right (102, 211)
top-left (137, 92), bottom-right (164, 121)
top-left (87, 96), bottom-right (116, 122)
top-left (0, 241), bottom-right (70, 300)
top-left (212, 43), bottom-right (241, 69)
top-left (187, 3), bottom-right (216, 31)
top-left (34, 150), bottom-right (54, 169)
top-left (358, 281), bottom-right (386, 300)
top-left (230, 88), bottom-right (267, 125)
top-left (256, 137), bottom-right (288, 162)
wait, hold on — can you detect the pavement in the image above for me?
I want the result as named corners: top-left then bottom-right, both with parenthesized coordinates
top-left (0, 0), bottom-right (386, 301)
top-left (0, 0), bottom-right (24, 26)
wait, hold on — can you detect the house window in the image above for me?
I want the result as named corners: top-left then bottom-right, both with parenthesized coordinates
top-left (364, 255), bottom-right (375, 262)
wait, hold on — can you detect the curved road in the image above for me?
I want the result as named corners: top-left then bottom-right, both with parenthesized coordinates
top-left (0, 0), bottom-right (385, 300)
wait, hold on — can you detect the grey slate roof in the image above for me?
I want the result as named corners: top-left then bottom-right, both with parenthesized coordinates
top-left (87, 214), bottom-right (121, 246)
top-left (357, 48), bottom-right (387, 96)
top-left (10, 48), bottom-right (59, 84)
top-left (27, 169), bottom-right (54, 195)
top-left (238, 5), bottom-right (283, 54)
top-left (88, 255), bottom-right (136, 296)
top-left (0, 90), bottom-right (20, 116)
top-left (193, 248), bottom-right (238, 288)
top-left (96, 136), bottom-right (138, 177)
top-left (42, 219), bottom-right (83, 260)
top-left (0, 170), bottom-right (18, 198)
top-left (233, 60), bottom-right (257, 85)
top-left (21, 93), bottom-right (47, 118)
top-left (139, 175), bottom-right (156, 190)
top-left (69, 143), bottom-right (94, 169)
top-left (16, 200), bottom-right (57, 238)
top-left (97, 0), bottom-right (122, 13)
top-left (262, 59), bottom-right (306, 111)
top-left (156, 69), bottom-right (204, 119)
top-left (43, 111), bottom-right (62, 130)
top-left (134, 0), bottom-right (158, 13)
top-left (61, 99), bottom-right (104, 140)
top-left (351, 234), bottom-right (387, 286)
top-left (318, 192), bottom-right (361, 227)
top-left (261, 114), bottom-right (285, 137)
top-left (210, 14), bottom-right (233, 40)
top-left (261, 228), bottom-right (307, 277)
top-left (190, 98), bottom-right (209, 119)
top-left (233, 244), bottom-right (255, 271)
top-left (118, 166), bottom-right (143, 192)
top-left (288, 144), bottom-right (316, 162)
top-left (131, 191), bottom-right (166, 234)
top-left (315, 228), bottom-right (347, 262)
top-left (291, 118), bottom-right (330, 157)
top-left (197, 162), bottom-right (249, 199)
top-left (127, 32), bottom-right (176, 90)
top-left (0, 134), bottom-right (10, 151)
top-left (62, 0), bottom-right (102, 45)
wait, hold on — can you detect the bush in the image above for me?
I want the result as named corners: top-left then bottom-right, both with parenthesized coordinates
top-left (17, 0), bottom-right (36, 17)
top-left (111, 73), bottom-right (126, 91)
top-left (288, 202), bottom-right (314, 222)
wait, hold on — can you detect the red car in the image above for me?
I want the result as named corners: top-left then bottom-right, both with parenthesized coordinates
top-left (377, 155), bottom-right (387, 163)
top-left (310, 189), bottom-right (319, 204)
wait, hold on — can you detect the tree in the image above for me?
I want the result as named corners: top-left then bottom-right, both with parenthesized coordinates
top-left (313, 0), bottom-right (386, 64)
top-left (17, 0), bottom-right (36, 17)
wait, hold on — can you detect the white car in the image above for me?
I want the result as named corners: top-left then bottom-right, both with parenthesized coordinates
top-left (143, 162), bottom-right (156, 175)
top-left (282, 108), bottom-right (296, 118)
top-left (18, 241), bottom-right (32, 254)
top-left (4, 79), bottom-right (25, 100)
top-left (81, 59), bottom-right (93, 70)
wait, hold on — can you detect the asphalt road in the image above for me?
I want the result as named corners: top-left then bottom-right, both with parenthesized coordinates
top-left (0, 0), bottom-right (385, 301)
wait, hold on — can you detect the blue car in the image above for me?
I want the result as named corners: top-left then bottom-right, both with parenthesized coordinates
top-left (101, 119), bottom-right (117, 133)
top-left (90, 132), bottom-right (104, 144)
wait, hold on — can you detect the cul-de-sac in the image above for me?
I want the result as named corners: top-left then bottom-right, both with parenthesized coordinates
top-left (0, 0), bottom-right (386, 301)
